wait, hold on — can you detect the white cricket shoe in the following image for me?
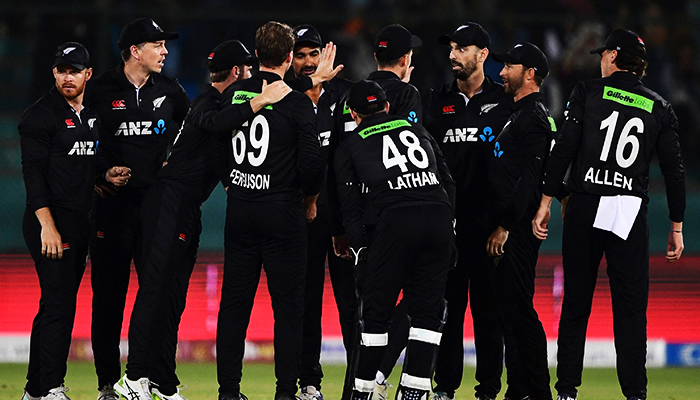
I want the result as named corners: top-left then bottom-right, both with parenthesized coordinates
top-left (114, 375), bottom-right (151, 400)
top-left (40, 386), bottom-right (70, 400)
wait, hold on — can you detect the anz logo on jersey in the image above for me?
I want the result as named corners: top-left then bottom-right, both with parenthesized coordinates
top-left (114, 119), bottom-right (167, 136)
top-left (67, 141), bottom-right (96, 155)
top-left (443, 126), bottom-right (494, 143)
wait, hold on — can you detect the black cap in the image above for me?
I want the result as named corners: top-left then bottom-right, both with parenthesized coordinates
top-left (438, 23), bottom-right (491, 49)
top-left (117, 17), bottom-right (179, 50)
top-left (590, 28), bottom-right (646, 60)
top-left (207, 40), bottom-right (254, 72)
top-left (492, 42), bottom-right (550, 78)
top-left (374, 24), bottom-right (422, 60)
top-left (294, 24), bottom-right (322, 48)
top-left (53, 42), bottom-right (90, 70)
top-left (348, 80), bottom-right (388, 115)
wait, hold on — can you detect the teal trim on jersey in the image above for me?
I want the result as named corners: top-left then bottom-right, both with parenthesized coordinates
top-left (358, 120), bottom-right (412, 139)
top-left (343, 102), bottom-right (351, 114)
top-left (602, 86), bottom-right (653, 113)
top-left (548, 116), bottom-right (557, 132)
top-left (231, 90), bottom-right (273, 110)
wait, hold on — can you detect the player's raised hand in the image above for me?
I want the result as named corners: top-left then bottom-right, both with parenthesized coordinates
top-left (311, 42), bottom-right (344, 85)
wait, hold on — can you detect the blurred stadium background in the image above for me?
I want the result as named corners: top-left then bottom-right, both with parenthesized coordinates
top-left (1, 0), bottom-right (699, 382)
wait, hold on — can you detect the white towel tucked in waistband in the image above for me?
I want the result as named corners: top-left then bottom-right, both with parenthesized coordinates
top-left (592, 195), bottom-right (642, 240)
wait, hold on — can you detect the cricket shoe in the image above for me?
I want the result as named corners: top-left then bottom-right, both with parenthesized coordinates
top-left (40, 386), bottom-right (70, 400)
top-left (430, 392), bottom-right (453, 400)
top-left (556, 395), bottom-right (575, 400)
top-left (97, 385), bottom-right (119, 400)
top-left (299, 386), bottom-right (323, 400)
top-left (21, 390), bottom-right (40, 400)
top-left (152, 387), bottom-right (188, 400)
top-left (114, 375), bottom-right (152, 400)
top-left (373, 381), bottom-right (392, 400)
top-left (218, 393), bottom-right (248, 400)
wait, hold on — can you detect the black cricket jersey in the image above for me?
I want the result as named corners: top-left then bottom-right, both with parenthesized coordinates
top-left (327, 70), bottom-right (423, 235)
top-left (85, 63), bottom-right (189, 189)
top-left (423, 76), bottom-right (513, 230)
top-left (331, 70), bottom-right (423, 145)
top-left (542, 71), bottom-right (685, 222)
top-left (367, 70), bottom-right (422, 124)
top-left (158, 85), bottom-right (256, 204)
top-left (334, 113), bottom-right (455, 248)
top-left (311, 77), bottom-right (354, 207)
top-left (221, 70), bottom-right (324, 202)
top-left (488, 92), bottom-right (555, 231)
top-left (19, 86), bottom-right (99, 213)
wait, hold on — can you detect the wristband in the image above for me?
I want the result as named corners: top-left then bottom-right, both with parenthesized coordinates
top-left (672, 230), bottom-right (682, 233)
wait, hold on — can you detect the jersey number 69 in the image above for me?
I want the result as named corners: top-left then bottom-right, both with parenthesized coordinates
top-left (233, 114), bottom-right (270, 167)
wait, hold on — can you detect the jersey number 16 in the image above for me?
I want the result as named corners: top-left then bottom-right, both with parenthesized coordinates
top-left (599, 110), bottom-right (643, 168)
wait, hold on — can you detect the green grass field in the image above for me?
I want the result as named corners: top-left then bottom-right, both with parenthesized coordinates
top-left (1, 362), bottom-right (698, 400)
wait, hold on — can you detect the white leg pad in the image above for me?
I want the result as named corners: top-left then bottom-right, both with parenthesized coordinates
top-left (361, 332), bottom-right (388, 347)
top-left (354, 378), bottom-right (375, 393)
top-left (408, 327), bottom-right (442, 345)
top-left (400, 373), bottom-right (432, 391)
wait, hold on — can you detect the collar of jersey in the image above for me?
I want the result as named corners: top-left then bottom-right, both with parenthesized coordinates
top-left (116, 62), bottom-right (156, 89)
top-left (513, 91), bottom-right (544, 111)
top-left (49, 85), bottom-right (86, 114)
top-left (608, 70), bottom-right (642, 84)
top-left (367, 70), bottom-right (401, 82)
top-left (253, 70), bottom-right (282, 83)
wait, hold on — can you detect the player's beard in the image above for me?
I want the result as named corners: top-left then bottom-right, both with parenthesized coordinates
top-left (58, 81), bottom-right (85, 101)
top-left (451, 54), bottom-right (478, 81)
top-left (504, 71), bottom-right (525, 95)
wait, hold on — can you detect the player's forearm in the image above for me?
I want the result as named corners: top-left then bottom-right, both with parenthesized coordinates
top-left (204, 103), bottom-right (255, 133)
top-left (34, 207), bottom-right (57, 230)
top-left (539, 194), bottom-right (554, 210)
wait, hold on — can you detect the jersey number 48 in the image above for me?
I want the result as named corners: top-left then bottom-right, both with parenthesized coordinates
top-left (383, 130), bottom-right (429, 172)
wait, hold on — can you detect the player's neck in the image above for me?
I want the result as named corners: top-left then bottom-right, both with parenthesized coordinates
top-left (457, 69), bottom-right (485, 99)
top-left (213, 74), bottom-right (238, 93)
top-left (513, 86), bottom-right (538, 103)
top-left (212, 81), bottom-right (228, 93)
top-left (123, 61), bottom-right (151, 89)
top-left (304, 83), bottom-right (323, 105)
top-left (63, 94), bottom-right (84, 114)
top-left (259, 64), bottom-right (287, 79)
top-left (378, 65), bottom-right (405, 80)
